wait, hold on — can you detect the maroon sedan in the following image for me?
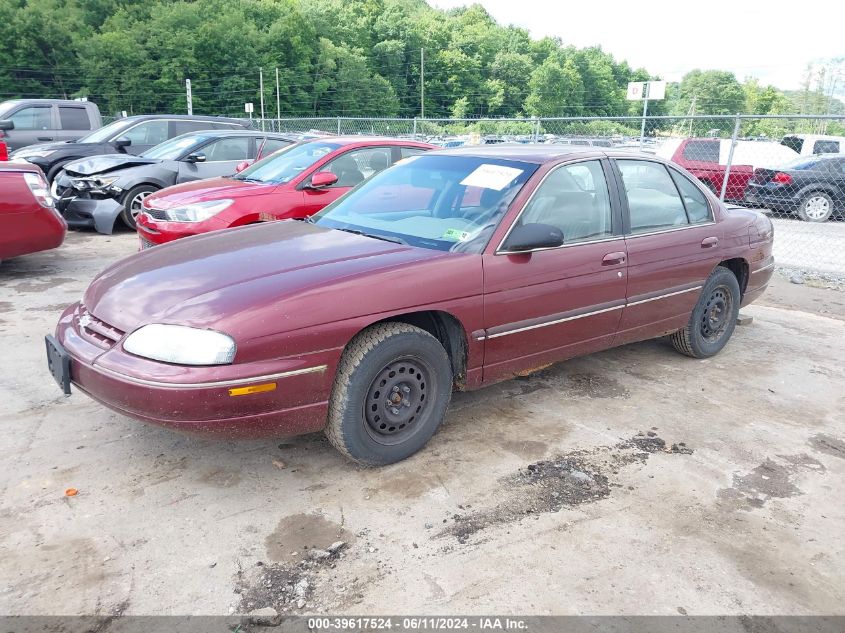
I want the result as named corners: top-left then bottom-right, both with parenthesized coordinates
top-left (1, 161), bottom-right (66, 263)
top-left (46, 146), bottom-right (773, 465)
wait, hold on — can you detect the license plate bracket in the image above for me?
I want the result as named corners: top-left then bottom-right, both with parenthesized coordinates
top-left (45, 335), bottom-right (71, 395)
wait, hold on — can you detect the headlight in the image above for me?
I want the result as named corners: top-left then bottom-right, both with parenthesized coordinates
top-left (164, 199), bottom-right (234, 222)
top-left (71, 176), bottom-right (120, 193)
top-left (13, 149), bottom-right (55, 159)
top-left (123, 324), bottom-right (236, 365)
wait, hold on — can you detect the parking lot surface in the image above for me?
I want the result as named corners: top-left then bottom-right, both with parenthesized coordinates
top-left (1, 231), bottom-right (843, 616)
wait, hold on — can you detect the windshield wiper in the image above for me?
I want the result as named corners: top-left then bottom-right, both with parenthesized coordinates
top-left (334, 227), bottom-right (407, 245)
top-left (231, 176), bottom-right (264, 183)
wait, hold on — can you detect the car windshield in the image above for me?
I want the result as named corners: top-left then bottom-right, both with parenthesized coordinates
top-left (231, 140), bottom-right (341, 183)
top-left (312, 154), bottom-right (537, 253)
top-left (142, 134), bottom-right (210, 160)
top-left (76, 119), bottom-right (135, 143)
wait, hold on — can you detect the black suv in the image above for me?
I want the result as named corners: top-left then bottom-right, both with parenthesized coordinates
top-left (9, 115), bottom-right (250, 182)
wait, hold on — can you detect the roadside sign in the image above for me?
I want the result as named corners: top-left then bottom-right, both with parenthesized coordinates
top-left (648, 81), bottom-right (667, 100)
top-left (626, 82), bottom-right (645, 101)
top-left (244, 102), bottom-right (254, 114)
top-left (627, 81), bottom-right (666, 101)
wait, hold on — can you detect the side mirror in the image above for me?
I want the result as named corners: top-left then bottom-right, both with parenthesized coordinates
top-left (502, 223), bottom-right (564, 252)
top-left (307, 171), bottom-right (338, 189)
top-left (235, 160), bottom-right (252, 173)
top-left (114, 137), bottom-right (131, 149)
top-left (186, 152), bottom-right (206, 163)
top-left (0, 120), bottom-right (14, 131)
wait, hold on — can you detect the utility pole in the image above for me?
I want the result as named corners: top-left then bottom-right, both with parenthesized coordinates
top-left (275, 67), bottom-right (281, 122)
top-left (420, 48), bottom-right (425, 119)
top-left (185, 78), bottom-right (193, 115)
top-left (259, 67), bottom-right (265, 131)
top-left (639, 83), bottom-right (649, 149)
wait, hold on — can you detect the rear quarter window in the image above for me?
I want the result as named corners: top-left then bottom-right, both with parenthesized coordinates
top-left (813, 140), bottom-right (840, 154)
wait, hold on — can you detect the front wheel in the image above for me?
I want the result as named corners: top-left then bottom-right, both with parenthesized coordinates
top-left (797, 191), bottom-right (834, 222)
top-left (670, 266), bottom-right (741, 359)
top-left (325, 323), bottom-right (452, 466)
top-left (121, 185), bottom-right (159, 229)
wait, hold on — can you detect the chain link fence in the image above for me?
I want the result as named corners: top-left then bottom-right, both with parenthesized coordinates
top-left (253, 114), bottom-right (845, 278)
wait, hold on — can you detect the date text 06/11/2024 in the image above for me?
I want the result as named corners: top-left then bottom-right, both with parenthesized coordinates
top-left (306, 617), bottom-right (528, 630)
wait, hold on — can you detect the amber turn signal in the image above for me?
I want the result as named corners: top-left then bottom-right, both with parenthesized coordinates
top-left (228, 382), bottom-right (277, 397)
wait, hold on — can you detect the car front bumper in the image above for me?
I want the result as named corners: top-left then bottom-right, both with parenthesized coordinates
top-left (136, 212), bottom-right (229, 246)
top-left (56, 194), bottom-right (123, 234)
top-left (49, 303), bottom-right (336, 438)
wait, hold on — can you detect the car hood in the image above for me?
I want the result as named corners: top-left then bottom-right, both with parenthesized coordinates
top-left (84, 221), bottom-right (453, 336)
top-left (64, 154), bottom-right (160, 176)
top-left (145, 177), bottom-right (274, 208)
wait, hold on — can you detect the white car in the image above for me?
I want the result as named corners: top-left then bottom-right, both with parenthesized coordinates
top-left (781, 134), bottom-right (845, 157)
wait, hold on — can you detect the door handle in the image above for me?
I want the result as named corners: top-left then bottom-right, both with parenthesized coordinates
top-left (602, 251), bottom-right (626, 266)
top-left (701, 237), bottom-right (719, 248)
top-left (37, 136), bottom-right (54, 141)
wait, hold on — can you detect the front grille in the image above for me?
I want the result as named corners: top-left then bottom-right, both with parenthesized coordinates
top-left (76, 306), bottom-right (124, 349)
top-left (143, 207), bottom-right (168, 220)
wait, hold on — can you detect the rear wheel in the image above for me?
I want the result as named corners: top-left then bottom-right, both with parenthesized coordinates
top-left (120, 184), bottom-right (158, 229)
top-left (797, 191), bottom-right (833, 222)
top-left (670, 266), bottom-right (741, 359)
top-left (325, 322), bottom-right (452, 466)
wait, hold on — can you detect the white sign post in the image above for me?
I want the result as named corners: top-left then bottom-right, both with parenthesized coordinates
top-left (245, 102), bottom-right (254, 122)
top-left (185, 79), bottom-right (193, 116)
top-left (627, 81), bottom-right (666, 148)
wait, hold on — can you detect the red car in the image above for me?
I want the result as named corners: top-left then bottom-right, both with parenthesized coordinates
top-left (656, 138), bottom-right (799, 201)
top-left (1, 162), bottom-right (66, 263)
top-left (46, 147), bottom-right (773, 465)
top-left (135, 137), bottom-right (434, 247)
top-left (0, 119), bottom-right (12, 161)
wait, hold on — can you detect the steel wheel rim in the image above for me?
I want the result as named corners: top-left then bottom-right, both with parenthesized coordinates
top-left (804, 196), bottom-right (830, 220)
top-left (130, 191), bottom-right (151, 219)
top-left (363, 356), bottom-right (432, 446)
top-left (700, 285), bottom-right (732, 343)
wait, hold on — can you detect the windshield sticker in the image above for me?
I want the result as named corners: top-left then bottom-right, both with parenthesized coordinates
top-left (442, 228), bottom-right (471, 241)
top-left (459, 164), bottom-right (524, 191)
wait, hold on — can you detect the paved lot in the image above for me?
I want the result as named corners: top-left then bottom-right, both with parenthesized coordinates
top-left (1, 231), bottom-right (844, 616)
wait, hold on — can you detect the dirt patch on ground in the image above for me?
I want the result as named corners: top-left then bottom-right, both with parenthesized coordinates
top-left (808, 434), bottom-right (845, 460)
top-left (11, 277), bottom-right (75, 293)
top-left (235, 541), bottom-right (353, 615)
top-left (265, 513), bottom-right (351, 565)
top-left (439, 432), bottom-right (693, 543)
top-left (718, 453), bottom-right (826, 510)
top-left (0, 301), bottom-right (12, 314)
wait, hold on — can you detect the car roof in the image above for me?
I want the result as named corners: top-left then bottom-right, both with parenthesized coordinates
top-left (171, 129), bottom-right (294, 138)
top-left (0, 98), bottom-right (94, 105)
top-left (304, 136), bottom-right (432, 147)
top-left (117, 114), bottom-right (247, 124)
top-left (783, 133), bottom-right (845, 141)
top-left (431, 143), bottom-right (605, 164)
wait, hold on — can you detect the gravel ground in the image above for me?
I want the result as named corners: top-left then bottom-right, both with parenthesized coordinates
top-left (767, 216), bottom-right (845, 281)
top-left (0, 231), bottom-right (843, 616)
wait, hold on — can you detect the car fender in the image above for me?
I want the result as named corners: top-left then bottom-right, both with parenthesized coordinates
top-left (113, 165), bottom-right (176, 197)
top-left (794, 182), bottom-right (839, 200)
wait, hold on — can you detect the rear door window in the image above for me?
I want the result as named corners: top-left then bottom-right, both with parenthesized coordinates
top-left (8, 106), bottom-right (52, 130)
top-left (259, 138), bottom-right (292, 157)
top-left (681, 140), bottom-right (720, 163)
top-left (780, 136), bottom-right (803, 153)
top-left (617, 159), bottom-right (690, 233)
top-left (58, 107), bottom-right (91, 130)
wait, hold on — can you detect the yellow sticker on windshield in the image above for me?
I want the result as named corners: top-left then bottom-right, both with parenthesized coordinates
top-left (442, 228), bottom-right (470, 241)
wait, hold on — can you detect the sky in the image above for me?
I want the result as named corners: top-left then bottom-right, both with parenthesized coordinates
top-left (428, 0), bottom-right (844, 91)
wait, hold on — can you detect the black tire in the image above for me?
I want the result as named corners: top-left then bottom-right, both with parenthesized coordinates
top-left (670, 266), bottom-right (741, 359)
top-left (796, 191), bottom-right (834, 222)
top-left (325, 322), bottom-right (452, 466)
top-left (120, 184), bottom-right (158, 229)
